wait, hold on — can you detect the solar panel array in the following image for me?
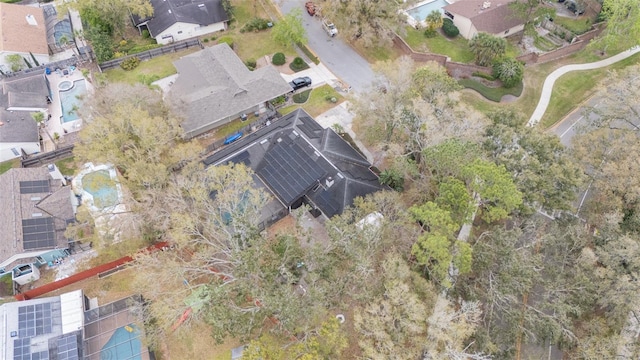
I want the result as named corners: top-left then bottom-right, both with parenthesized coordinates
top-left (13, 338), bottom-right (30, 360)
top-left (22, 217), bottom-right (56, 250)
top-left (18, 303), bottom-right (53, 337)
top-left (56, 333), bottom-right (79, 360)
top-left (19, 180), bottom-right (50, 194)
top-left (257, 138), bottom-right (325, 206)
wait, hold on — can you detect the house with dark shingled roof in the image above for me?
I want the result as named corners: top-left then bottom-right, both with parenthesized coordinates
top-left (443, 0), bottom-right (525, 40)
top-left (133, 0), bottom-right (229, 45)
top-left (203, 109), bottom-right (385, 226)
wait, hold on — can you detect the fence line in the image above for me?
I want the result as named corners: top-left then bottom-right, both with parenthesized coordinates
top-left (21, 145), bottom-right (74, 168)
top-left (98, 39), bottom-right (203, 72)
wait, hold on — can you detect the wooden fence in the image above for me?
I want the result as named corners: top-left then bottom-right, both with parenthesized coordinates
top-left (98, 39), bottom-right (203, 71)
top-left (21, 145), bottom-right (74, 168)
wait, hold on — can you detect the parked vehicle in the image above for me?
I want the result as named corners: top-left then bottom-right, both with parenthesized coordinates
top-left (224, 132), bottom-right (243, 145)
top-left (289, 77), bottom-right (312, 91)
top-left (305, 1), bottom-right (316, 16)
top-left (322, 19), bottom-right (338, 37)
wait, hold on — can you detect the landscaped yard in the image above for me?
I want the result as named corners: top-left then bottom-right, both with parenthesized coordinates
top-left (459, 79), bottom-right (523, 102)
top-left (103, 48), bottom-right (200, 84)
top-left (55, 156), bottom-right (77, 176)
top-left (553, 16), bottom-right (593, 35)
top-left (280, 84), bottom-right (344, 117)
top-left (403, 27), bottom-right (474, 63)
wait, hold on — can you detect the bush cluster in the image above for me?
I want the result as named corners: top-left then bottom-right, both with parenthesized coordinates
top-left (245, 58), bottom-right (257, 71)
top-left (424, 28), bottom-right (437, 38)
top-left (272, 52), bottom-right (286, 66)
top-left (442, 18), bottom-right (459, 38)
top-left (218, 36), bottom-right (234, 49)
top-left (120, 56), bottom-right (141, 71)
top-left (289, 57), bottom-right (309, 72)
top-left (240, 18), bottom-right (271, 33)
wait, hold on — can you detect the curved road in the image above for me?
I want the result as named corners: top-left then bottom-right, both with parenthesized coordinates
top-left (527, 46), bottom-right (640, 126)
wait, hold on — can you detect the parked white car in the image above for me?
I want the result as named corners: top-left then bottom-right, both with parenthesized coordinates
top-left (322, 19), bottom-right (338, 37)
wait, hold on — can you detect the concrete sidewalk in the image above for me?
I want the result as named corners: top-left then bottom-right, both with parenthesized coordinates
top-left (528, 45), bottom-right (640, 127)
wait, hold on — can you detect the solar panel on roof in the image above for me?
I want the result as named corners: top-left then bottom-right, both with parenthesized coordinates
top-left (21, 217), bottom-right (56, 250)
top-left (18, 304), bottom-right (53, 337)
top-left (56, 333), bottom-right (80, 360)
top-left (19, 180), bottom-right (50, 194)
top-left (13, 338), bottom-right (30, 360)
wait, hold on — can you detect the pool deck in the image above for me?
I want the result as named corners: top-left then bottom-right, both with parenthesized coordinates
top-left (402, 0), bottom-right (455, 28)
top-left (41, 71), bottom-right (93, 152)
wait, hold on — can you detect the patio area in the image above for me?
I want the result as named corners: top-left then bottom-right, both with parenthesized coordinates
top-left (41, 68), bottom-right (93, 151)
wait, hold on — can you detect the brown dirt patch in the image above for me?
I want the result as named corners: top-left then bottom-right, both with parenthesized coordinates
top-left (162, 320), bottom-right (241, 360)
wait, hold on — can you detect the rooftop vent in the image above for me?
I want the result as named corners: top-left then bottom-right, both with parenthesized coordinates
top-left (325, 176), bottom-right (334, 188)
top-left (481, 1), bottom-right (491, 9)
top-left (26, 14), bottom-right (38, 26)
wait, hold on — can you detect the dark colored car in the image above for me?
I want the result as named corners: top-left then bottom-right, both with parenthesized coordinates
top-left (289, 77), bottom-right (312, 91)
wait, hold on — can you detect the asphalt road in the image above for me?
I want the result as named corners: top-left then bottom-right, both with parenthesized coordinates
top-left (277, 0), bottom-right (376, 94)
top-left (550, 98), bottom-right (602, 216)
top-left (549, 97), bottom-right (600, 147)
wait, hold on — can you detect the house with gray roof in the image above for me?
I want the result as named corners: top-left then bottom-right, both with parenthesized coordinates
top-left (204, 109), bottom-right (385, 226)
top-left (0, 166), bottom-right (75, 273)
top-left (0, 72), bottom-right (51, 162)
top-left (443, 0), bottom-right (525, 39)
top-left (133, 0), bottom-right (229, 45)
top-left (169, 43), bottom-right (293, 138)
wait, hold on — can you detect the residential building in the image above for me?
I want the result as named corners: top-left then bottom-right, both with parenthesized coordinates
top-left (133, 0), bottom-right (229, 45)
top-left (204, 109), bottom-right (385, 227)
top-left (0, 290), bottom-right (152, 360)
top-left (0, 72), bottom-right (51, 162)
top-left (0, 166), bottom-right (76, 273)
top-left (169, 43), bottom-right (292, 138)
top-left (0, 3), bottom-right (49, 73)
top-left (443, 0), bottom-right (525, 39)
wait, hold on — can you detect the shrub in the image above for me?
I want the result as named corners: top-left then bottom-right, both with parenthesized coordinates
top-left (442, 18), bottom-right (459, 38)
top-left (270, 95), bottom-right (287, 107)
top-left (492, 57), bottom-right (524, 88)
top-left (120, 56), bottom-right (141, 71)
top-left (289, 57), bottom-right (309, 72)
top-left (241, 18), bottom-right (270, 33)
top-left (203, 38), bottom-right (210, 43)
top-left (245, 58), bottom-right (257, 70)
top-left (272, 52), bottom-right (286, 65)
top-left (142, 29), bottom-right (150, 38)
top-left (424, 28), bottom-right (437, 38)
top-left (217, 36), bottom-right (234, 49)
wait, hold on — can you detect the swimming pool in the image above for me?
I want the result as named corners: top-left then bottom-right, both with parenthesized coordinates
top-left (60, 79), bottom-right (87, 123)
top-left (100, 325), bottom-right (143, 360)
top-left (407, 0), bottom-right (451, 21)
top-left (82, 169), bottom-right (118, 209)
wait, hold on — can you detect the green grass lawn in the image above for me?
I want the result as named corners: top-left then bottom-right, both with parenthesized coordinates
top-left (280, 85), bottom-right (344, 117)
top-left (0, 158), bottom-right (20, 175)
top-left (104, 48), bottom-right (199, 84)
top-left (55, 157), bottom-right (77, 176)
top-left (553, 16), bottom-right (592, 35)
top-left (459, 79), bottom-right (523, 102)
top-left (403, 27), bottom-right (475, 63)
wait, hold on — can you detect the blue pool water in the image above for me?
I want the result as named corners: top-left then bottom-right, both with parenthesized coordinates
top-left (100, 325), bottom-right (143, 360)
top-left (407, 0), bottom-right (451, 21)
top-left (60, 79), bottom-right (87, 123)
top-left (82, 170), bottom-right (118, 209)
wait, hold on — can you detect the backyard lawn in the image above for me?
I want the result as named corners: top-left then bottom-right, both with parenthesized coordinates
top-left (553, 16), bottom-right (593, 35)
top-left (403, 27), bottom-right (475, 63)
top-left (103, 48), bottom-right (199, 84)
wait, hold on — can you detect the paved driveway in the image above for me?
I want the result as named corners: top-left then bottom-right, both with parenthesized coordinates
top-left (277, 0), bottom-right (376, 94)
